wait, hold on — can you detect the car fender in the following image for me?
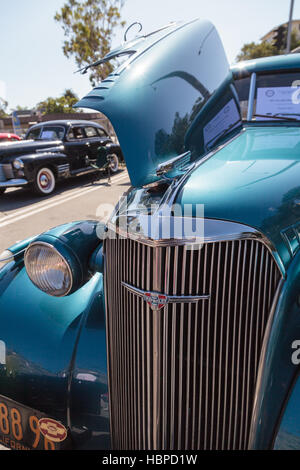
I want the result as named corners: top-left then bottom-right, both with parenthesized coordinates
top-left (249, 247), bottom-right (300, 449)
top-left (0, 222), bottom-right (108, 448)
top-left (20, 152), bottom-right (69, 181)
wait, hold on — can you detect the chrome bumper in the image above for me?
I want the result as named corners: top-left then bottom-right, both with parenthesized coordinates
top-left (0, 179), bottom-right (28, 188)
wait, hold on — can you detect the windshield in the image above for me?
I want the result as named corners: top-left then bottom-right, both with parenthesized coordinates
top-left (234, 71), bottom-right (300, 122)
top-left (26, 126), bottom-right (65, 140)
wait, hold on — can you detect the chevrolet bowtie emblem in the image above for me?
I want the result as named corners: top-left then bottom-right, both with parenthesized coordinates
top-left (121, 281), bottom-right (210, 311)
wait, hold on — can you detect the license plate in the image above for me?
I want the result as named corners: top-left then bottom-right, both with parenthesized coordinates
top-left (0, 395), bottom-right (68, 450)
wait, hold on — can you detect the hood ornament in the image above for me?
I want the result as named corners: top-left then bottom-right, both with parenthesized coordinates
top-left (121, 281), bottom-right (210, 311)
top-left (124, 22), bottom-right (143, 42)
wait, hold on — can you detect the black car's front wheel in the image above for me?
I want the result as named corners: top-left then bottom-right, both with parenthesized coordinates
top-left (33, 167), bottom-right (56, 196)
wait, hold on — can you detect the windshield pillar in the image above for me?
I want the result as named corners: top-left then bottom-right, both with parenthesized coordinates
top-left (247, 72), bottom-right (256, 121)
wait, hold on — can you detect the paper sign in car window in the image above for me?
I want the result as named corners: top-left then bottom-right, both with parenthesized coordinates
top-left (40, 131), bottom-right (56, 139)
top-left (256, 87), bottom-right (300, 120)
top-left (203, 98), bottom-right (241, 149)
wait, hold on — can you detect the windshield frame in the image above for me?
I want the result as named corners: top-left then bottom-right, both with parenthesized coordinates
top-left (26, 125), bottom-right (66, 141)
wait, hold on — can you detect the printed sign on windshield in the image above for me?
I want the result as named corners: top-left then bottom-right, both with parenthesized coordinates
top-left (256, 86), bottom-right (300, 120)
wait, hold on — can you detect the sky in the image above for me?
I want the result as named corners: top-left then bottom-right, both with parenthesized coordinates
top-left (0, 0), bottom-right (299, 111)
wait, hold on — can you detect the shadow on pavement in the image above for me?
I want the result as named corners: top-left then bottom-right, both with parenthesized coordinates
top-left (0, 169), bottom-right (125, 214)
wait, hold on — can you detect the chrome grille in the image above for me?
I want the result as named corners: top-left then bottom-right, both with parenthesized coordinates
top-left (104, 235), bottom-right (281, 450)
top-left (0, 164), bottom-right (14, 181)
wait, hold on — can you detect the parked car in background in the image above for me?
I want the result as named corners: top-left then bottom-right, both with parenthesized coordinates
top-left (0, 120), bottom-right (123, 196)
top-left (0, 133), bottom-right (21, 143)
top-left (1, 17), bottom-right (300, 451)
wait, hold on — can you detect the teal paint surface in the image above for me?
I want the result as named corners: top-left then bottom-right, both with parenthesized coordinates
top-left (75, 19), bottom-right (229, 187)
top-left (178, 125), bottom-right (300, 270)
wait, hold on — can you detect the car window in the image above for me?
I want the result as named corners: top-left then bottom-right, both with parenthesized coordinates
top-left (67, 127), bottom-right (85, 140)
top-left (26, 128), bottom-right (41, 140)
top-left (40, 126), bottom-right (65, 140)
top-left (85, 126), bottom-right (99, 138)
top-left (234, 72), bottom-right (300, 121)
top-left (97, 127), bottom-right (108, 137)
top-left (234, 76), bottom-right (250, 120)
top-left (254, 72), bottom-right (300, 121)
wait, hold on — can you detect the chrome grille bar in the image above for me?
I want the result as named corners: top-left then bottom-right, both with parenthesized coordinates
top-left (104, 234), bottom-right (282, 450)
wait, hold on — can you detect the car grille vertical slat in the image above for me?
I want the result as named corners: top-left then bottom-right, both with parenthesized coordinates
top-left (105, 235), bottom-right (281, 450)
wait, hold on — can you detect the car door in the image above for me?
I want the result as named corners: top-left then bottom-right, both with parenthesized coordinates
top-left (84, 125), bottom-right (110, 160)
top-left (64, 126), bottom-right (90, 170)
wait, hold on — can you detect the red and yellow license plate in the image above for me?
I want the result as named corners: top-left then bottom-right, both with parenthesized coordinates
top-left (0, 395), bottom-right (68, 450)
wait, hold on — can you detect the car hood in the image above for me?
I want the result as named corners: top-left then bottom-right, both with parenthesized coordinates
top-left (75, 18), bottom-right (229, 187)
top-left (177, 125), bottom-right (300, 268)
top-left (0, 140), bottom-right (62, 160)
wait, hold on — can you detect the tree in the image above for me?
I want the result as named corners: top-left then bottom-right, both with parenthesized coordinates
top-left (54, 0), bottom-right (126, 86)
top-left (0, 98), bottom-right (8, 118)
top-left (236, 41), bottom-right (277, 62)
top-left (273, 25), bottom-right (287, 52)
top-left (236, 26), bottom-right (300, 62)
top-left (37, 89), bottom-right (79, 114)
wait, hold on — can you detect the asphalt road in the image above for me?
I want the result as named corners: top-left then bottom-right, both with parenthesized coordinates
top-left (0, 168), bottom-right (130, 450)
top-left (0, 167), bottom-right (130, 256)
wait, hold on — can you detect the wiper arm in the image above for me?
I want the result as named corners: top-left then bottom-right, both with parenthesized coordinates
top-left (253, 113), bottom-right (299, 122)
top-left (274, 113), bottom-right (300, 121)
top-left (75, 50), bottom-right (136, 75)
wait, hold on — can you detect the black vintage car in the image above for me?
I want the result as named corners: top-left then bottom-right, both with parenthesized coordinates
top-left (0, 120), bottom-right (123, 196)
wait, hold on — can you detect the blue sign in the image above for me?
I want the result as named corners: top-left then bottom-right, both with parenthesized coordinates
top-left (12, 111), bottom-right (22, 136)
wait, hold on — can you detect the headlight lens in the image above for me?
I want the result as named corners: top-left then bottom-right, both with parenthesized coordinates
top-left (13, 159), bottom-right (24, 170)
top-left (24, 242), bottom-right (73, 296)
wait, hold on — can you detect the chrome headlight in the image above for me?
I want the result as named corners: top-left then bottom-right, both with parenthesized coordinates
top-left (24, 242), bottom-right (73, 297)
top-left (0, 250), bottom-right (14, 268)
top-left (13, 158), bottom-right (24, 170)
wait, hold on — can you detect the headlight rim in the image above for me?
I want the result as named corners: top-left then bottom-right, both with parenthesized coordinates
top-left (13, 158), bottom-right (24, 170)
top-left (24, 240), bottom-right (74, 297)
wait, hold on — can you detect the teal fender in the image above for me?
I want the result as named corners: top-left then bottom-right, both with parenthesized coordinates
top-left (0, 221), bottom-right (109, 449)
top-left (248, 248), bottom-right (300, 449)
top-left (274, 372), bottom-right (300, 449)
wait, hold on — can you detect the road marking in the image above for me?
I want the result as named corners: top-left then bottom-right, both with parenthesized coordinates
top-left (0, 172), bottom-right (128, 223)
top-left (0, 173), bottom-right (129, 229)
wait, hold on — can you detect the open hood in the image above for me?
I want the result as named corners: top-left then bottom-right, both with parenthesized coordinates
top-left (75, 19), bottom-right (230, 187)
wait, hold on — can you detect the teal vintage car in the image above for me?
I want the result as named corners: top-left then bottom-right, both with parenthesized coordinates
top-left (1, 18), bottom-right (300, 450)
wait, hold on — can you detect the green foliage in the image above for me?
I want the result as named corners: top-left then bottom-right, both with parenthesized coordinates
top-left (236, 41), bottom-right (277, 62)
top-left (0, 98), bottom-right (8, 118)
top-left (273, 25), bottom-right (287, 51)
top-left (54, 0), bottom-right (126, 85)
top-left (37, 89), bottom-right (79, 114)
top-left (236, 27), bottom-right (300, 62)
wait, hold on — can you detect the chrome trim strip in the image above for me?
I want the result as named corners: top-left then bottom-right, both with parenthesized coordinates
top-left (0, 179), bottom-right (28, 187)
top-left (247, 72), bottom-right (256, 121)
top-left (0, 248), bottom-right (26, 262)
top-left (121, 281), bottom-right (210, 302)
